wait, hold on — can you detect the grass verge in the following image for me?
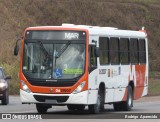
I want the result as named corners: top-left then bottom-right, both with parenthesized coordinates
top-left (148, 78), bottom-right (160, 96)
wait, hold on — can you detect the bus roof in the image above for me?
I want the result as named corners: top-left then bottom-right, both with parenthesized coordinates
top-left (26, 24), bottom-right (147, 38)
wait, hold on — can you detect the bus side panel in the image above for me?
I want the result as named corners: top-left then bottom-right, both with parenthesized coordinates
top-left (97, 65), bottom-right (115, 103)
top-left (141, 38), bottom-right (149, 97)
top-left (105, 89), bottom-right (115, 103)
top-left (134, 64), bottom-right (148, 99)
top-left (114, 64), bottom-right (148, 102)
top-left (141, 86), bottom-right (148, 97)
top-left (113, 65), bottom-right (130, 102)
top-left (97, 65), bottom-right (129, 103)
top-left (88, 69), bottom-right (98, 104)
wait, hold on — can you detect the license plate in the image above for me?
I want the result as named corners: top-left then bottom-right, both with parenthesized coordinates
top-left (45, 99), bottom-right (57, 103)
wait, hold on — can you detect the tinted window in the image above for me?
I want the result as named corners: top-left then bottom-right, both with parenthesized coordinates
top-left (130, 38), bottom-right (138, 64)
top-left (110, 37), bottom-right (119, 64)
top-left (139, 39), bottom-right (146, 63)
top-left (120, 38), bottom-right (129, 64)
top-left (99, 37), bottom-right (109, 65)
top-left (99, 37), bottom-right (146, 65)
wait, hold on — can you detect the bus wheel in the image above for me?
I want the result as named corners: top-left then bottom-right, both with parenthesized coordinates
top-left (67, 105), bottom-right (85, 111)
top-left (122, 85), bottom-right (133, 111)
top-left (67, 105), bottom-right (76, 110)
top-left (89, 90), bottom-right (103, 114)
top-left (113, 102), bottom-right (122, 111)
top-left (113, 85), bottom-right (133, 111)
top-left (76, 105), bottom-right (85, 111)
top-left (36, 104), bottom-right (49, 114)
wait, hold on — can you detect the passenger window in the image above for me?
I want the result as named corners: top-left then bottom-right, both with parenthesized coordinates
top-left (120, 38), bottom-right (129, 64)
top-left (139, 39), bottom-right (146, 63)
top-left (130, 38), bottom-right (139, 64)
top-left (99, 37), bottom-right (109, 65)
top-left (110, 37), bottom-right (119, 64)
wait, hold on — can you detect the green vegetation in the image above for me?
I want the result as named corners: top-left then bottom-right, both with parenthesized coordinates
top-left (148, 72), bottom-right (160, 96)
top-left (148, 78), bottom-right (160, 96)
top-left (0, 0), bottom-right (160, 95)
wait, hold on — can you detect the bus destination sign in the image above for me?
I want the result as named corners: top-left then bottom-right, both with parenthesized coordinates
top-left (25, 31), bottom-right (86, 40)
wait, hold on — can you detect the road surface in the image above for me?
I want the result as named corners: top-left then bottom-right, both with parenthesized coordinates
top-left (0, 96), bottom-right (160, 121)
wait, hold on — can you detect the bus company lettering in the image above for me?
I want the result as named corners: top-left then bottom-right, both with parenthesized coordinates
top-left (65, 33), bottom-right (79, 39)
top-left (99, 69), bottom-right (106, 74)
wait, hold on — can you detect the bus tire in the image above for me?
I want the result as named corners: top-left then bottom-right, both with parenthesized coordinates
top-left (36, 104), bottom-right (48, 114)
top-left (113, 85), bottom-right (133, 111)
top-left (113, 102), bottom-right (122, 111)
top-left (89, 90), bottom-right (103, 114)
top-left (76, 105), bottom-right (85, 111)
top-left (99, 89), bottom-right (105, 111)
top-left (67, 105), bottom-right (85, 111)
top-left (67, 105), bottom-right (76, 110)
top-left (122, 85), bottom-right (133, 111)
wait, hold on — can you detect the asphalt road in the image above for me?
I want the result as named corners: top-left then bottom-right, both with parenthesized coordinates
top-left (0, 96), bottom-right (160, 122)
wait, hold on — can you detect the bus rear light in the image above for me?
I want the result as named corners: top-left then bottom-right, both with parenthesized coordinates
top-left (21, 80), bottom-right (31, 93)
top-left (72, 81), bottom-right (86, 94)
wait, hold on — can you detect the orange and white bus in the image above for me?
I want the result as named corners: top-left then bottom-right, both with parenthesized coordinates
top-left (14, 24), bottom-right (148, 113)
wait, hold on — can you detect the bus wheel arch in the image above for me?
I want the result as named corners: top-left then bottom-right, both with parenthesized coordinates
top-left (113, 81), bottom-right (134, 111)
top-left (122, 81), bottom-right (134, 111)
top-left (88, 82), bottom-right (105, 113)
top-left (123, 84), bottom-right (133, 111)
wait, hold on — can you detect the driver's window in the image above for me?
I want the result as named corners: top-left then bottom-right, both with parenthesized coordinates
top-left (89, 45), bottom-right (97, 68)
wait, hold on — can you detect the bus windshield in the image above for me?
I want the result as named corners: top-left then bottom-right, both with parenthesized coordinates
top-left (23, 41), bottom-right (85, 80)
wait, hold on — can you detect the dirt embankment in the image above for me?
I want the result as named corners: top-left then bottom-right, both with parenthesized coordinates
top-left (0, 0), bottom-right (160, 94)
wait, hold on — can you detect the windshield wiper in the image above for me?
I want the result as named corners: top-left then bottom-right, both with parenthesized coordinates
top-left (55, 41), bottom-right (71, 58)
top-left (37, 40), bottom-right (51, 58)
top-left (53, 41), bottom-right (71, 78)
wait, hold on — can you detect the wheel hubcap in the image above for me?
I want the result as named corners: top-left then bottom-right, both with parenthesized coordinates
top-left (128, 92), bottom-right (132, 106)
top-left (96, 95), bottom-right (101, 110)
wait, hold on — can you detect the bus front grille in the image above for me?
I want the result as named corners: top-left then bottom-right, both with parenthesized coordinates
top-left (33, 95), bottom-right (69, 103)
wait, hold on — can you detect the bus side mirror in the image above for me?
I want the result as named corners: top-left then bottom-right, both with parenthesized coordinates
top-left (94, 47), bottom-right (100, 57)
top-left (14, 38), bottom-right (21, 56)
top-left (14, 44), bottom-right (19, 56)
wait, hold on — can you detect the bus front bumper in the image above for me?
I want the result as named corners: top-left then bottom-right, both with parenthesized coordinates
top-left (20, 89), bottom-right (89, 105)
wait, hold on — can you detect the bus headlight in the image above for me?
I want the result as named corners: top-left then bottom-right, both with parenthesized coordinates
top-left (21, 80), bottom-right (31, 93)
top-left (72, 81), bottom-right (86, 94)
